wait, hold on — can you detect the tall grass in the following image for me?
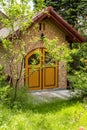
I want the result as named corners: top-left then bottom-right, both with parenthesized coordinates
top-left (0, 97), bottom-right (87, 130)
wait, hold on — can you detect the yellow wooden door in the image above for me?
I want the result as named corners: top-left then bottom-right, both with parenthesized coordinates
top-left (25, 49), bottom-right (42, 90)
top-left (42, 49), bottom-right (58, 89)
top-left (25, 48), bottom-right (58, 90)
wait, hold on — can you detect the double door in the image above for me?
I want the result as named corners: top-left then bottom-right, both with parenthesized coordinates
top-left (25, 48), bottom-right (58, 90)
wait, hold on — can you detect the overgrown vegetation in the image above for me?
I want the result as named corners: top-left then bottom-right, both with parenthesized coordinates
top-left (34, 0), bottom-right (87, 38)
top-left (0, 98), bottom-right (87, 130)
top-left (0, 65), bottom-right (12, 105)
top-left (0, 64), bottom-right (30, 108)
top-left (0, 0), bottom-right (72, 101)
top-left (68, 43), bottom-right (87, 95)
top-left (0, 0), bottom-right (35, 101)
top-left (0, 1), bottom-right (87, 129)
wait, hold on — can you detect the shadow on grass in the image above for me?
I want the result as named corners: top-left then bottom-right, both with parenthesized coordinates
top-left (2, 87), bottom-right (84, 114)
top-left (22, 96), bottom-right (83, 114)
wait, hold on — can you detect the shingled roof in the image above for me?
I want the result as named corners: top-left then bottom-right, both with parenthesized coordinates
top-left (32, 6), bottom-right (86, 43)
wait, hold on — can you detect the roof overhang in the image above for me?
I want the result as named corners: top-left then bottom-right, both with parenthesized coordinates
top-left (32, 6), bottom-right (86, 43)
top-left (0, 6), bottom-right (86, 43)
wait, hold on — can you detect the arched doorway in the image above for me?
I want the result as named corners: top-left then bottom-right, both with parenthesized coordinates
top-left (25, 48), bottom-right (58, 90)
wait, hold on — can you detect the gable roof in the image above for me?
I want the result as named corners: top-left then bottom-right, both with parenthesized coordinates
top-left (32, 6), bottom-right (86, 43)
top-left (0, 6), bottom-right (86, 42)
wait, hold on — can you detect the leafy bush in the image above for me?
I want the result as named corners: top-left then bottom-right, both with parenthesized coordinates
top-left (0, 65), bottom-right (12, 105)
top-left (0, 65), bottom-right (6, 86)
top-left (10, 87), bottom-right (33, 109)
top-left (0, 64), bottom-right (33, 109)
top-left (68, 42), bottom-right (87, 97)
top-left (0, 85), bottom-right (12, 104)
top-left (68, 71), bottom-right (87, 96)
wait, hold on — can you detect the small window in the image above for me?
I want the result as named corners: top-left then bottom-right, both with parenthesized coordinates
top-left (45, 52), bottom-right (55, 64)
top-left (28, 54), bottom-right (40, 65)
top-left (39, 22), bottom-right (45, 31)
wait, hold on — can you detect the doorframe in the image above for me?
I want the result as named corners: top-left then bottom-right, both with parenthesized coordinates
top-left (24, 47), bottom-right (59, 90)
top-left (24, 47), bottom-right (45, 88)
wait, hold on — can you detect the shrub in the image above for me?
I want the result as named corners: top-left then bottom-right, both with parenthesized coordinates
top-left (68, 71), bottom-right (87, 96)
top-left (10, 87), bottom-right (32, 109)
top-left (0, 65), bottom-right (33, 109)
top-left (0, 85), bottom-right (12, 104)
top-left (0, 65), bottom-right (12, 105)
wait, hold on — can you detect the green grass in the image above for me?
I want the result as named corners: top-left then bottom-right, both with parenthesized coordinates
top-left (0, 97), bottom-right (87, 130)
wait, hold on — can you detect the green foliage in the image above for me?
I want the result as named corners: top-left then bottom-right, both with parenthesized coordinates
top-left (43, 37), bottom-right (72, 63)
top-left (0, 65), bottom-right (33, 108)
top-left (0, 0), bottom-right (35, 101)
top-left (33, 0), bottom-right (87, 37)
top-left (68, 71), bottom-right (87, 92)
top-left (68, 42), bottom-right (87, 93)
top-left (0, 64), bottom-right (12, 105)
top-left (0, 85), bottom-right (12, 104)
top-left (78, 43), bottom-right (87, 60)
top-left (0, 65), bottom-right (5, 86)
top-left (0, 0), bottom-right (33, 29)
top-left (0, 66), bottom-right (32, 108)
top-left (0, 0), bottom-right (86, 106)
top-left (33, 0), bottom-right (46, 11)
top-left (10, 87), bottom-right (34, 109)
top-left (28, 37), bottom-right (72, 74)
top-left (43, 0), bottom-right (87, 28)
top-left (0, 98), bottom-right (87, 130)
top-left (68, 43), bottom-right (87, 74)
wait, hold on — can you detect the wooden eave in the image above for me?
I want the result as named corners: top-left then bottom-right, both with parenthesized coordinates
top-left (32, 6), bottom-right (86, 43)
top-left (0, 6), bottom-right (86, 43)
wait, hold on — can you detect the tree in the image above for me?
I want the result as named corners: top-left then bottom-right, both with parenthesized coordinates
top-left (0, 0), bottom-right (73, 102)
top-left (33, 0), bottom-right (46, 11)
top-left (67, 42), bottom-right (87, 93)
top-left (0, 0), bottom-right (34, 101)
top-left (78, 16), bottom-right (87, 39)
top-left (33, 0), bottom-right (87, 30)
top-left (0, 0), bottom-right (65, 101)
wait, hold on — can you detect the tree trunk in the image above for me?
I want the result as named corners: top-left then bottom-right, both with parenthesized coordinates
top-left (13, 58), bottom-right (24, 101)
top-left (13, 78), bottom-right (19, 101)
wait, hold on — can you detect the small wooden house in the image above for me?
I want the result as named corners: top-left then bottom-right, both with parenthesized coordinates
top-left (0, 6), bottom-right (85, 90)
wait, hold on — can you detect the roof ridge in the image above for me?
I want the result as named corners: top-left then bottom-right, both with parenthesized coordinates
top-left (32, 6), bottom-right (86, 42)
top-left (0, 6), bottom-right (86, 42)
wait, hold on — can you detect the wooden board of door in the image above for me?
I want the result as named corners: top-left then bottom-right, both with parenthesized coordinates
top-left (25, 48), bottom-right (58, 90)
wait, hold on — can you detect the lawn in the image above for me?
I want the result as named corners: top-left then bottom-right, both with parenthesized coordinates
top-left (0, 97), bottom-right (87, 130)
